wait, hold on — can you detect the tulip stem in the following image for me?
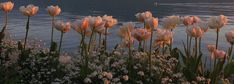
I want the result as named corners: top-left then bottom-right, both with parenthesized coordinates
top-left (50, 16), bottom-right (55, 46)
top-left (228, 45), bottom-right (233, 63)
top-left (88, 27), bottom-right (95, 52)
top-left (138, 42), bottom-right (142, 51)
top-left (195, 38), bottom-right (198, 57)
top-left (23, 16), bottom-right (30, 50)
top-left (216, 28), bottom-right (220, 49)
top-left (98, 34), bottom-right (102, 50)
top-left (58, 32), bottom-right (64, 55)
top-left (104, 27), bottom-right (108, 51)
top-left (149, 28), bottom-right (154, 82)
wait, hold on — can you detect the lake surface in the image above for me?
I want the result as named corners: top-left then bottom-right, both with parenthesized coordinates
top-left (1, 1), bottom-right (234, 56)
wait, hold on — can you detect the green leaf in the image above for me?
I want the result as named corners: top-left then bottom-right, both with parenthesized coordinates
top-left (50, 41), bottom-right (57, 52)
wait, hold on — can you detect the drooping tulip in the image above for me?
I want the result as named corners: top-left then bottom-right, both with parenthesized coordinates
top-left (46, 5), bottom-right (61, 17)
top-left (54, 20), bottom-right (71, 54)
top-left (135, 11), bottom-right (153, 22)
top-left (19, 4), bottom-right (39, 17)
top-left (225, 31), bottom-right (234, 45)
top-left (54, 20), bottom-right (71, 33)
top-left (162, 15), bottom-right (181, 30)
top-left (0, 1), bottom-right (14, 13)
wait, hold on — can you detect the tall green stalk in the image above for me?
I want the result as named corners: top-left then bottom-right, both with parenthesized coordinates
top-left (104, 27), bottom-right (108, 51)
top-left (50, 16), bottom-right (55, 46)
top-left (149, 29), bottom-right (154, 79)
top-left (88, 27), bottom-right (95, 52)
top-left (23, 16), bottom-right (30, 50)
top-left (98, 33), bottom-right (102, 50)
top-left (58, 32), bottom-right (64, 55)
top-left (216, 28), bottom-right (220, 49)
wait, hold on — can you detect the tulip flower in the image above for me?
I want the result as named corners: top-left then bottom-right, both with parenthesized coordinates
top-left (154, 28), bottom-right (173, 54)
top-left (0, 1), bottom-right (14, 37)
top-left (46, 5), bottom-right (61, 50)
top-left (132, 28), bottom-right (151, 50)
top-left (225, 31), bottom-right (234, 62)
top-left (19, 4), bottom-right (39, 50)
top-left (183, 16), bottom-right (202, 53)
top-left (102, 15), bottom-right (118, 51)
top-left (87, 16), bottom-right (103, 51)
top-left (54, 20), bottom-right (71, 54)
top-left (47, 5), bottom-right (61, 17)
top-left (145, 17), bottom-right (158, 31)
top-left (208, 15), bottom-right (228, 49)
top-left (213, 49), bottom-right (226, 59)
top-left (0, 1), bottom-right (14, 13)
top-left (72, 17), bottom-right (91, 47)
top-left (225, 31), bottom-right (234, 45)
top-left (186, 25), bottom-right (204, 38)
top-left (135, 11), bottom-right (152, 23)
top-left (19, 4), bottom-right (39, 17)
top-left (162, 15), bottom-right (181, 30)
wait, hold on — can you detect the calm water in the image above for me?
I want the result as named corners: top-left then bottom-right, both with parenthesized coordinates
top-left (1, 1), bottom-right (234, 55)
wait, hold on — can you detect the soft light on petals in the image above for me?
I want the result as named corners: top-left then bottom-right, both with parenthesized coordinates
top-left (118, 22), bottom-right (134, 39)
top-left (0, 1), bottom-right (14, 13)
top-left (133, 28), bottom-right (151, 42)
top-left (208, 15), bottom-right (228, 29)
top-left (213, 49), bottom-right (226, 59)
top-left (19, 4), bottom-right (39, 16)
top-left (102, 15), bottom-right (118, 28)
top-left (135, 11), bottom-right (153, 22)
top-left (154, 28), bottom-right (173, 47)
top-left (46, 5), bottom-right (61, 16)
top-left (162, 15), bottom-right (181, 30)
top-left (54, 20), bottom-right (71, 33)
top-left (186, 24), bottom-right (204, 38)
top-left (145, 17), bottom-right (158, 31)
top-left (225, 30), bottom-right (234, 45)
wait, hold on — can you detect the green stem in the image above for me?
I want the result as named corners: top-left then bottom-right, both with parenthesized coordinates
top-left (58, 32), bottom-right (64, 55)
top-left (189, 36), bottom-right (192, 57)
top-left (216, 28), bottom-right (220, 49)
top-left (104, 27), bottom-right (108, 51)
top-left (50, 16), bottom-right (55, 46)
top-left (199, 37), bottom-right (201, 55)
top-left (149, 28), bottom-right (154, 82)
top-left (138, 41), bottom-right (142, 51)
top-left (195, 38), bottom-right (198, 57)
top-left (88, 27), bottom-right (95, 52)
top-left (228, 45), bottom-right (233, 63)
top-left (23, 16), bottom-right (30, 50)
top-left (98, 33), bottom-right (102, 50)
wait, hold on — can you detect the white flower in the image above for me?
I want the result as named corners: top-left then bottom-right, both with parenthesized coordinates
top-left (137, 71), bottom-right (144, 76)
top-left (122, 75), bottom-right (129, 81)
top-left (84, 77), bottom-right (92, 83)
top-left (59, 54), bottom-right (72, 64)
